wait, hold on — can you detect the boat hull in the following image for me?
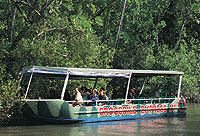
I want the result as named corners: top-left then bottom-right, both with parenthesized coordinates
top-left (23, 98), bottom-right (186, 124)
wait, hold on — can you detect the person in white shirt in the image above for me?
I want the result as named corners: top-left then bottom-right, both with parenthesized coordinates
top-left (72, 88), bottom-right (83, 107)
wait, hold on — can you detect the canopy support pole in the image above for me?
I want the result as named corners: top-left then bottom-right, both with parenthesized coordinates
top-left (125, 73), bottom-right (132, 104)
top-left (61, 72), bottom-right (70, 100)
top-left (177, 75), bottom-right (183, 98)
top-left (25, 72), bottom-right (33, 99)
top-left (93, 78), bottom-right (98, 90)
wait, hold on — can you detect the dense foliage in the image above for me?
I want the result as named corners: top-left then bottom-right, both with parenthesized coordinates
top-left (0, 0), bottom-right (200, 122)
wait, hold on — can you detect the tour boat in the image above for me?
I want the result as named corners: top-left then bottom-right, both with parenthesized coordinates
top-left (19, 66), bottom-right (186, 124)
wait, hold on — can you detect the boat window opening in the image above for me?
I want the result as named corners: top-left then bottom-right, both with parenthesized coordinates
top-left (109, 78), bottom-right (129, 100)
top-left (64, 77), bottom-right (130, 105)
top-left (91, 75), bottom-right (178, 106)
top-left (65, 78), bottom-right (112, 98)
top-left (22, 74), bottom-right (65, 99)
top-left (128, 76), bottom-right (179, 101)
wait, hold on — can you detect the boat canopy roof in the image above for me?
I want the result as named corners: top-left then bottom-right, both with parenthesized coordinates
top-left (20, 66), bottom-right (183, 78)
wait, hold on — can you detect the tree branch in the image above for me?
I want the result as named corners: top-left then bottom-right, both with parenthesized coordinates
top-left (14, 1), bottom-right (30, 23)
top-left (31, 26), bottom-right (67, 44)
top-left (115, 0), bottom-right (127, 48)
top-left (12, 0), bottom-right (54, 48)
top-left (175, 19), bottom-right (187, 50)
top-left (11, 6), bottom-right (17, 42)
top-left (34, 0), bottom-right (54, 23)
top-left (174, 6), bottom-right (191, 51)
top-left (16, 1), bottom-right (41, 16)
top-left (95, 7), bottom-right (106, 17)
top-left (40, 0), bottom-right (54, 14)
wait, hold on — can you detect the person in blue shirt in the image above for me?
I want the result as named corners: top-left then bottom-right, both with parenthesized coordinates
top-left (86, 89), bottom-right (99, 106)
top-left (91, 89), bottom-right (99, 101)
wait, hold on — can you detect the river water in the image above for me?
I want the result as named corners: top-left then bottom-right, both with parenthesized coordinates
top-left (0, 103), bottom-right (199, 136)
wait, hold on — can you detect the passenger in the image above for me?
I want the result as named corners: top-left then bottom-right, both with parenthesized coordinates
top-left (91, 89), bottom-right (99, 101)
top-left (85, 89), bottom-right (93, 106)
top-left (86, 89), bottom-right (92, 100)
top-left (127, 91), bottom-right (135, 104)
top-left (88, 89), bottom-right (99, 106)
top-left (99, 91), bottom-right (109, 106)
top-left (156, 91), bottom-right (160, 97)
top-left (130, 89), bottom-right (136, 97)
top-left (80, 87), bottom-right (87, 93)
top-left (106, 86), bottom-right (112, 99)
top-left (80, 87), bottom-right (88, 100)
top-left (99, 88), bottom-right (105, 100)
top-left (72, 88), bottom-right (83, 107)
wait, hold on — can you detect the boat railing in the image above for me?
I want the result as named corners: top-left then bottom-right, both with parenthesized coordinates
top-left (66, 97), bottom-right (176, 106)
top-left (22, 97), bottom-right (176, 106)
top-left (95, 97), bottom-right (176, 105)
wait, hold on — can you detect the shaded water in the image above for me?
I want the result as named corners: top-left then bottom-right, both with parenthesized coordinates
top-left (0, 103), bottom-right (199, 136)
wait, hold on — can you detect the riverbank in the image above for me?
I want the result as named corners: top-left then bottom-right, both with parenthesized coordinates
top-left (185, 94), bottom-right (200, 103)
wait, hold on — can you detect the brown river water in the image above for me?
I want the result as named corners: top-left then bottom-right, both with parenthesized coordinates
top-left (0, 103), bottom-right (199, 136)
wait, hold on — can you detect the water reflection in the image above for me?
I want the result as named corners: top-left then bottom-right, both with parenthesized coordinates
top-left (82, 117), bottom-right (187, 136)
top-left (0, 104), bottom-right (199, 136)
top-left (0, 117), bottom-right (186, 136)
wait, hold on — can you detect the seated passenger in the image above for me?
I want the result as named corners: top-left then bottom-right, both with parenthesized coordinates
top-left (106, 86), bottom-right (112, 99)
top-left (80, 87), bottom-right (88, 100)
top-left (72, 88), bottom-right (83, 107)
top-left (91, 89), bottom-right (99, 101)
top-left (86, 89), bottom-right (92, 100)
top-left (127, 91), bottom-right (135, 104)
top-left (99, 91), bottom-right (109, 106)
top-left (156, 91), bottom-right (160, 97)
top-left (87, 89), bottom-right (99, 106)
top-left (98, 88), bottom-right (105, 100)
top-left (85, 89), bottom-right (93, 106)
top-left (130, 89), bottom-right (137, 97)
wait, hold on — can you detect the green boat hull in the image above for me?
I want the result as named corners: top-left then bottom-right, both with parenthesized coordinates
top-left (23, 98), bottom-right (186, 124)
